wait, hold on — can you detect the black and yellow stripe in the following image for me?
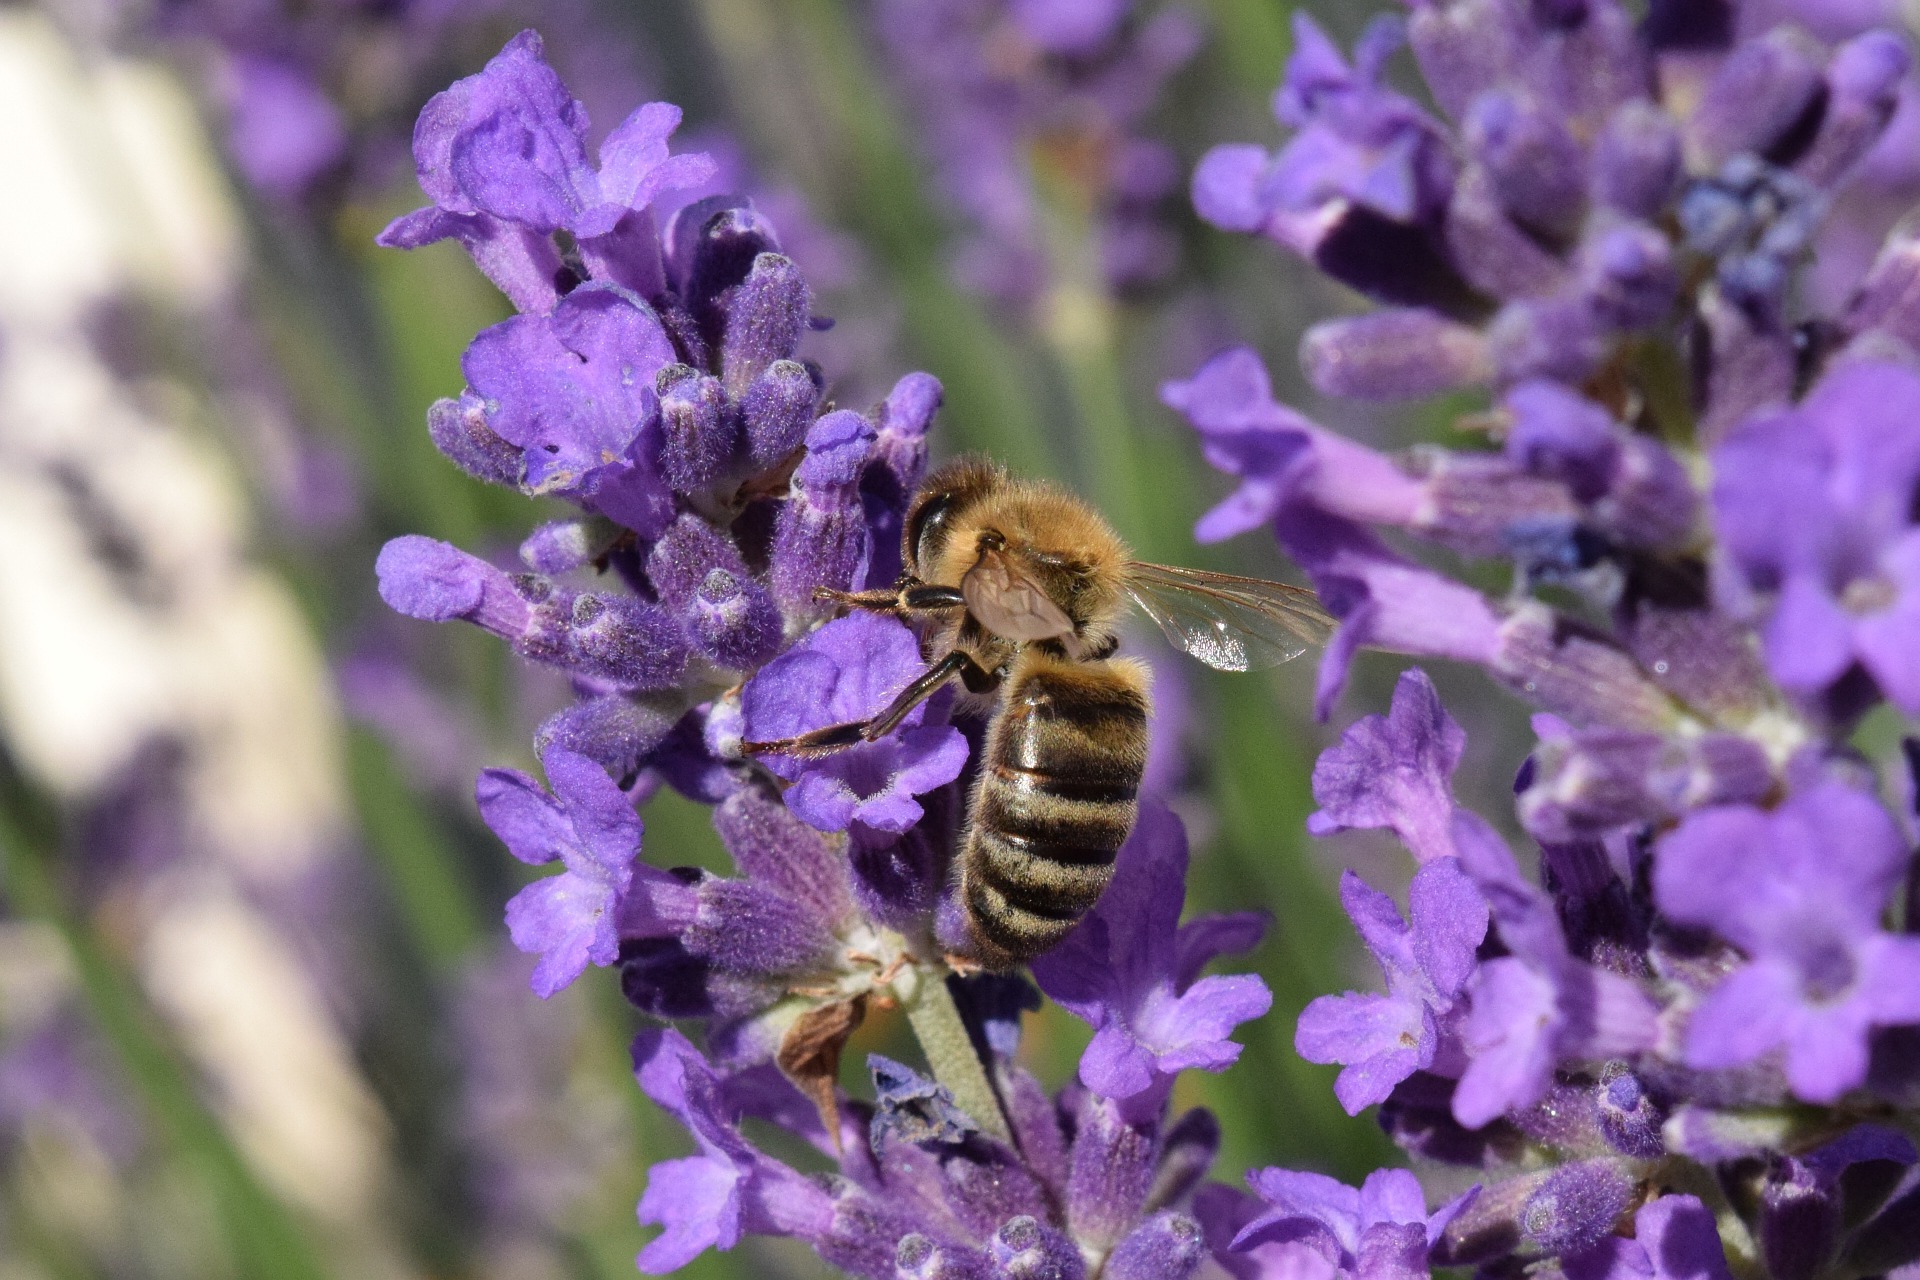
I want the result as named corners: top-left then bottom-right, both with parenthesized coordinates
top-left (960, 655), bottom-right (1149, 966)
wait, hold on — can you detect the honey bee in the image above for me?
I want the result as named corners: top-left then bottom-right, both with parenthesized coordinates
top-left (744, 458), bottom-right (1333, 969)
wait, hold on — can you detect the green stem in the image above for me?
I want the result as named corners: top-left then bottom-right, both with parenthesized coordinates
top-left (898, 969), bottom-right (1014, 1145)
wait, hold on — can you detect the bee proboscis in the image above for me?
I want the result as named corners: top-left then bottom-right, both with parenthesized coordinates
top-left (744, 458), bottom-right (1333, 968)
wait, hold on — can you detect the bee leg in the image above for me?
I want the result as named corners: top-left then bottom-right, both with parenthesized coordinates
top-left (813, 586), bottom-right (905, 612)
top-left (741, 649), bottom-right (987, 758)
top-left (815, 580), bottom-right (967, 616)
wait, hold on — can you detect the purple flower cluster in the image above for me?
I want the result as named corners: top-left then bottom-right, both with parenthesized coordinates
top-left (874, 0), bottom-right (1202, 303)
top-left (630, 807), bottom-right (1274, 1278)
top-left (376, 34), bottom-right (1307, 1277)
top-left (1169, 3), bottom-right (1920, 1276)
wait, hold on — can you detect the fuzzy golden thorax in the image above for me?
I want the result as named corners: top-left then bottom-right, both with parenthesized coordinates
top-left (904, 459), bottom-right (1132, 659)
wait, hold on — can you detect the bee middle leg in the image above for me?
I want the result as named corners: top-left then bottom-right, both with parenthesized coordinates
top-left (741, 649), bottom-right (994, 758)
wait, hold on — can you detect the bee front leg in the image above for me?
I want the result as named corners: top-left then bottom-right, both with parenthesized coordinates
top-left (741, 649), bottom-right (988, 758)
top-left (814, 580), bottom-right (967, 617)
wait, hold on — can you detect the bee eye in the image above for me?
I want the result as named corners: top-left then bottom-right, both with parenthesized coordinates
top-left (907, 492), bottom-right (956, 573)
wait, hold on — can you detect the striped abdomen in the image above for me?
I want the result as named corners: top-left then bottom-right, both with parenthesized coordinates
top-left (960, 655), bottom-right (1150, 967)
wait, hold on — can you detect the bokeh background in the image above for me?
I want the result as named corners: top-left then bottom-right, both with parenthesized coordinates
top-left (0, 1), bottom-right (1549, 1276)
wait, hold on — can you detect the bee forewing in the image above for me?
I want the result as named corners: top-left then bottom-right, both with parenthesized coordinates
top-left (963, 549), bottom-right (1078, 642)
top-left (1123, 561), bottom-right (1335, 672)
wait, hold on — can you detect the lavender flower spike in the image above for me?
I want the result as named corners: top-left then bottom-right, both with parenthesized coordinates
top-left (1031, 804), bottom-right (1272, 1104)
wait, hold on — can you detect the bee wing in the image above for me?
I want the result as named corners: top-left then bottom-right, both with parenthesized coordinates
top-left (1123, 561), bottom-right (1335, 672)
top-left (963, 548), bottom-right (1077, 641)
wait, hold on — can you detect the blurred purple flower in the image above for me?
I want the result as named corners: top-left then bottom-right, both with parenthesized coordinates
top-left (1220, 1167), bottom-right (1473, 1280)
top-left (1655, 782), bottom-right (1920, 1101)
top-left (1713, 360), bottom-right (1920, 713)
top-left (1561, 1194), bottom-right (1738, 1280)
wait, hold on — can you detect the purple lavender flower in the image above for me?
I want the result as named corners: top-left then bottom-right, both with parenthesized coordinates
top-left (220, 55), bottom-right (348, 199)
top-left (1200, 1167), bottom-right (1472, 1280)
top-left (631, 1027), bottom-right (835, 1271)
top-left (629, 978), bottom-right (1254, 1278)
top-left (1655, 782), bottom-right (1920, 1102)
top-left (1561, 1194), bottom-right (1740, 1280)
top-left (1030, 804), bottom-right (1271, 1103)
top-left (1450, 812), bottom-right (1658, 1128)
top-left (1295, 858), bottom-right (1486, 1115)
top-left (1307, 669), bottom-right (1466, 864)
top-left (380, 31), bottom-right (714, 313)
top-left (740, 614), bottom-right (969, 835)
top-left (476, 745), bottom-right (685, 997)
top-left (1195, 13), bottom-right (1455, 300)
top-left (1712, 359), bottom-right (1920, 714)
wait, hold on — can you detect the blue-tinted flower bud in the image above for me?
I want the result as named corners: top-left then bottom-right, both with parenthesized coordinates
top-left (771, 410), bottom-right (876, 617)
top-left (677, 200), bottom-right (781, 310)
top-left (1103, 1212), bottom-right (1205, 1280)
top-left (1592, 101), bottom-right (1681, 217)
top-left (1761, 1157), bottom-right (1841, 1280)
top-left (1066, 1098), bottom-right (1156, 1251)
top-left (1446, 167), bottom-right (1570, 299)
top-left (683, 876), bottom-right (839, 975)
top-left (722, 252), bottom-right (811, 394)
top-left (533, 693), bottom-right (679, 779)
top-left (427, 392), bottom-right (521, 486)
top-left (1845, 218), bottom-right (1920, 352)
top-left (1147, 1108), bottom-right (1219, 1210)
top-left (689, 569), bottom-right (783, 670)
top-left (1490, 296), bottom-right (1610, 386)
top-left (1465, 88), bottom-right (1587, 238)
top-left (1493, 603), bottom-right (1678, 729)
top-left (1799, 31), bottom-right (1910, 187)
top-left (647, 514), bottom-right (750, 609)
top-left (1580, 222), bottom-right (1677, 329)
top-left (1598, 435), bottom-right (1695, 549)
top-left (895, 1234), bottom-right (992, 1280)
top-left (656, 365), bottom-right (735, 494)
top-left (1697, 289), bottom-right (1795, 444)
top-left (519, 516), bottom-right (622, 574)
top-left (991, 1216), bottom-right (1085, 1280)
top-left (1521, 1158), bottom-right (1634, 1255)
top-left (563, 593), bottom-right (688, 690)
top-left (1301, 309), bottom-right (1492, 401)
top-left (376, 535), bottom-right (533, 635)
top-left (1407, 0), bottom-right (1528, 120)
top-left (1596, 1068), bottom-right (1666, 1158)
top-left (1687, 27), bottom-right (1825, 168)
top-left (741, 358), bottom-right (819, 470)
top-left (1406, 447), bottom-right (1582, 560)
